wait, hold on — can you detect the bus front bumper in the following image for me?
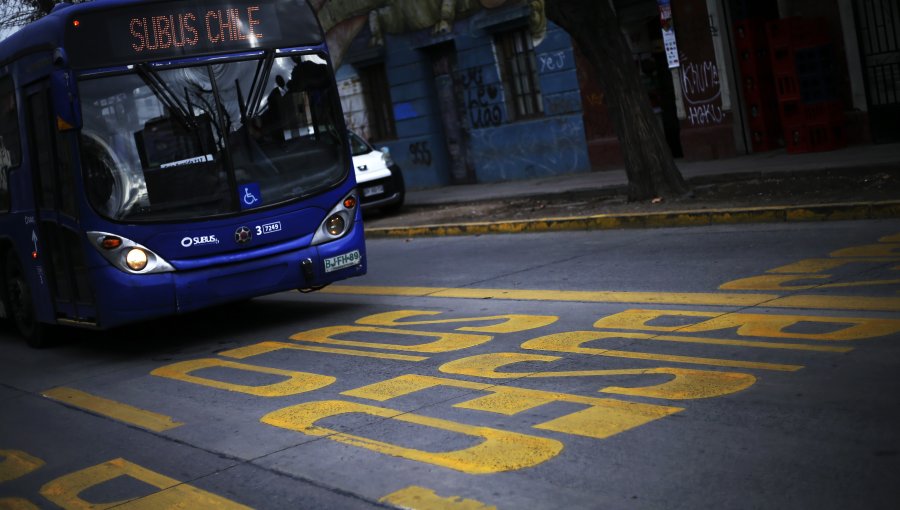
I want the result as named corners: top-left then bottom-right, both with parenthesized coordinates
top-left (91, 225), bottom-right (366, 330)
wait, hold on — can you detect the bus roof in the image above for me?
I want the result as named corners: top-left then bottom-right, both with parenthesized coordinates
top-left (1, 0), bottom-right (324, 70)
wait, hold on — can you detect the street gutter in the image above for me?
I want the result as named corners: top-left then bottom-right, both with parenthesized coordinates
top-left (364, 200), bottom-right (900, 238)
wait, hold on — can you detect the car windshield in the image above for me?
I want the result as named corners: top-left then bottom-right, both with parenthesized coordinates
top-left (78, 53), bottom-right (347, 222)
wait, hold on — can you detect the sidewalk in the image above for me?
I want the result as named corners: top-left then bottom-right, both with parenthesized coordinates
top-left (363, 142), bottom-right (900, 237)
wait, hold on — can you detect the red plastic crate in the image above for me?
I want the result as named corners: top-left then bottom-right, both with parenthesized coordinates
top-left (749, 114), bottom-right (777, 131)
top-left (739, 47), bottom-right (772, 76)
top-left (778, 100), bottom-right (803, 124)
top-left (784, 123), bottom-right (811, 153)
top-left (748, 98), bottom-right (781, 153)
top-left (769, 45), bottom-right (796, 74)
top-left (766, 17), bottom-right (829, 50)
top-left (742, 73), bottom-right (777, 103)
top-left (748, 102), bottom-right (780, 127)
top-left (734, 19), bottom-right (769, 50)
top-left (750, 122), bottom-right (781, 152)
top-left (751, 132), bottom-right (780, 152)
top-left (807, 122), bottom-right (846, 151)
top-left (784, 121), bottom-right (846, 153)
top-left (802, 100), bottom-right (845, 124)
top-left (774, 73), bottom-right (800, 100)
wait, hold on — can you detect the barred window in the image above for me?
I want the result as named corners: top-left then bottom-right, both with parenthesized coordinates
top-left (495, 28), bottom-right (543, 121)
top-left (358, 63), bottom-right (397, 141)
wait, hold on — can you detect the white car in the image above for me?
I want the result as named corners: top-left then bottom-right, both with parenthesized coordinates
top-left (348, 131), bottom-right (405, 212)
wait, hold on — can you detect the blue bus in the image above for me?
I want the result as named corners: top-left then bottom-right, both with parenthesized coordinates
top-left (0, 0), bottom-right (366, 347)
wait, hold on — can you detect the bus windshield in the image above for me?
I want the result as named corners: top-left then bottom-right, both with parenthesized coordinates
top-left (78, 53), bottom-right (346, 222)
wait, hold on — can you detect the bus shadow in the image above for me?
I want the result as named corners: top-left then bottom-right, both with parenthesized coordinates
top-left (2, 297), bottom-right (365, 358)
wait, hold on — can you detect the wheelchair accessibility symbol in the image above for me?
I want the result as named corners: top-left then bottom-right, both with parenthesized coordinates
top-left (239, 183), bottom-right (262, 210)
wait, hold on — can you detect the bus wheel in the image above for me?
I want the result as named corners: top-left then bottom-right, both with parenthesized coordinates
top-left (5, 252), bottom-right (52, 348)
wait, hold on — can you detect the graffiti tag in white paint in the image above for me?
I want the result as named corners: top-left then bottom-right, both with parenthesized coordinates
top-left (680, 58), bottom-right (724, 126)
top-left (539, 51), bottom-right (566, 72)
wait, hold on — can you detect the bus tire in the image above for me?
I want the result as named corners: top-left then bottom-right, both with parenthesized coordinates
top-left (4, 251), bottom-right (53, 348)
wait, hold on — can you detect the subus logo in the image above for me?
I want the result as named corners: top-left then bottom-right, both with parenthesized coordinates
top-left (181, 235), bottom-right (220, 248)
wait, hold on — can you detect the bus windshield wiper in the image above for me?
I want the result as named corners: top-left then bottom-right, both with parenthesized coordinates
top-left (136, 63), bottom-right (196, 130)
top-left (242, 52), bottom-right (275, 120)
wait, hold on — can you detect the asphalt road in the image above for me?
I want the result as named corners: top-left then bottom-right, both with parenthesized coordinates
top-left (2, 220), bottom-right (900, 509)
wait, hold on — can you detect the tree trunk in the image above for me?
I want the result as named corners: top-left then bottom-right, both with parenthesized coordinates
top-left (546, 0), bottom-right (687, 201)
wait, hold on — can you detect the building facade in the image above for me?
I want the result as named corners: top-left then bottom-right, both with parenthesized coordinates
top-left (334, 0), bottom-right (900, 189)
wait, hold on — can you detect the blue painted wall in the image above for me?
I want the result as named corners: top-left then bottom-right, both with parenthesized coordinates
top-left (337, 10), bottom-right (590, 189)
top-left (384, 33), bottom-right (452, 190)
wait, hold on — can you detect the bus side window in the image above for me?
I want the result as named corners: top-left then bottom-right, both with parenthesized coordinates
top-left (0, 75), bottom-right (22, 212)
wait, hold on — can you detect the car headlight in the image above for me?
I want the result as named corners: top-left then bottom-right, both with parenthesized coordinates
top-left (87, 232), bottom-right (174, 274)
top-left (380, 146), bottom-right (394, 167)
top-left (312, 191), bottom-right (359, 246)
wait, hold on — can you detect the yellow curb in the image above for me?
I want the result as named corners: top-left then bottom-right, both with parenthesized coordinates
top-left (364, 201), bottom-right (900, 238)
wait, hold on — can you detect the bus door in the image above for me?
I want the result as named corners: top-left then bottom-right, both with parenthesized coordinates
top-left (25, 79), bottom-right (96, 325)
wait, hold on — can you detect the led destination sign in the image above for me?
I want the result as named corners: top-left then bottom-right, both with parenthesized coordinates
top-left (128, 5), bottom-right (275, 54)
top-left (65, 0), bottom-right (323, 69)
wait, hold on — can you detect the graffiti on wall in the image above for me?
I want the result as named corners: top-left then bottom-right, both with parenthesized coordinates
top-left (539, 51), bottom-right (567, 73)
top-left (460, 68), bottom-right (503, 129)
top-left (680, 56), bottom-right (724, 126)
top-left (408, 141), bottom-right (434, 166)
top-left (471, 117), bottom-right (585, 180)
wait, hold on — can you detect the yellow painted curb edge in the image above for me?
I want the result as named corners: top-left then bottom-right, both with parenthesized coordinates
top-left (364, 201), bottom-right (900, 238)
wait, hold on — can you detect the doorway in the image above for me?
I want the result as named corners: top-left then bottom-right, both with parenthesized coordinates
top-left (427, 42), bottom-right (475, 184)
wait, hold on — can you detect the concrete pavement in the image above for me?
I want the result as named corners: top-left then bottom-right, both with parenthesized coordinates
top-left (364, 143), bottom-right (900, 237)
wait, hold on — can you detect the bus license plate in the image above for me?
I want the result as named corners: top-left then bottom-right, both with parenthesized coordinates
top-left (324, 250), bottom-right (361, 273)
top-left (363, 185), bottom-right (384, 197)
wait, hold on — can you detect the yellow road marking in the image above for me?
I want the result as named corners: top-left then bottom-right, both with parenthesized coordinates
top-left (355, 310), bottom-right (558, 332)
top-left (261, 400), bottom-right (564, 474)
top-left (594, 309), bottom-right (900, 342)
top-left (439, 353), bottom-right (757, 400)
top-left (324, 285), bottom-right (776, 305)
top-left (830, 243), bottom-right (900, 258)
top-left (322, 285), bottom-right (900, 312)
top-left (766, 257), bottom-right (900, 274)
top-left (720, 274), bottom-right (900, 291)
top-left (289, 325), bottom-right (492, 353)
top-left (0, 450), bottom-right (45, 483)
top-left (521, 331), bottom-right (804, 372)
top-left (221, 341), bottom-right (429, 362)
top-left (40, 458), bottom-right (251, 509)
top-left (768, 295), bottom-right (900, 311)
top-left (151, 359), bottom-right (334, 397)
top-left (42, 387), bottom-right (184, 433)
top-left (380, 486), bottom-right (497, 510)
top-left (344, 374), bottom-right (682, 440)
top-left (625, 334), bottom-right (852, 352)
top-left (0, 498), bottom-right (40, 510)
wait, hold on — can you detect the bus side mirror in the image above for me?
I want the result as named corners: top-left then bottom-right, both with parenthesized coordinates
top-left (50, 69), bottom-right (82, 131)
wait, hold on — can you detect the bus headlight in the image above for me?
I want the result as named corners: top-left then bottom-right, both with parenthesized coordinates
top-left (325, 214), bottom-right (345, 236)
top-left (87, 232), bottom-right (174, 274)
top-left (125, 248), bottom-right (148, 271)
top-left (312, 191), bottom-right (358, 246)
